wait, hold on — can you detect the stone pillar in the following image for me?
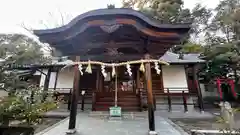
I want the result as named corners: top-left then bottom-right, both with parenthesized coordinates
top-left (220, 102), bottom-right (235, 129)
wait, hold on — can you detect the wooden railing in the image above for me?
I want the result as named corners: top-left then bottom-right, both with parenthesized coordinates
top-left (138, 87), bottom-right (203, 112)
top-left (46, 87), bottom-right (203, 112)
top-left (163, 88), bottom-right (201, 112)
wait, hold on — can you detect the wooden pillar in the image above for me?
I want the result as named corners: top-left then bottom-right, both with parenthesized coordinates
top-left (159, 65), bottom-right (164, 92)
top-left (43, 68), bottom-right (51, 101)
top-left (43, 68), bottom-right (51, 91)
top-left (184, 65), bottom-right (190, 92)
top-left (192, 64), bottom-right (204, 112)
top-left (67, 56), bottom-right (80, 134)
top-left (144, 54), bottom-right (156, 133)
top-left (96, 69), bottom-right (100, 92)
top-left (136, 70), bottom-right (142, 111)
top-left (136, 70), bottom-right (140, 91)
top-left (53, 69), bottom-right (59, 90)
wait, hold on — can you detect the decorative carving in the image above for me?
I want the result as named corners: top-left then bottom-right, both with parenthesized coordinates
top-left (100, 24), bottom-right (121, 33)
top-left (106, 48), bottom-right (123, 56)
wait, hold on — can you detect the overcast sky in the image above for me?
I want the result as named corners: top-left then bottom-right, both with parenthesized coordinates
top-left (0, 0), bottom-right (220, 36)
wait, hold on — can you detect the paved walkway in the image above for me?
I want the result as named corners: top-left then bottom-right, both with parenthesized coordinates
top-left (36, 113), bottom-right (188, 135)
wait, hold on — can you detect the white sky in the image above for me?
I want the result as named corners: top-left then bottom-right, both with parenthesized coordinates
top-left (0, 0), bottom-right (220, 36)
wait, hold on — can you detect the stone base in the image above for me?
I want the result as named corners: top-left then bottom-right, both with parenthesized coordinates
top-left (149, 131), bottom-right (158, 135)
top-left (66, 129), bottom-right (76, 134)
top-left (109, 116), bottom-right (122, 120)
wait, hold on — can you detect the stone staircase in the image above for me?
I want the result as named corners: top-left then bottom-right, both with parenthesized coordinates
top-left (94, 92), bottom-right (140, 111)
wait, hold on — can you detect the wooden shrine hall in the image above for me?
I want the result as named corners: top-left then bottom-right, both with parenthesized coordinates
top-left (33, 8), bottom-right (193, 134)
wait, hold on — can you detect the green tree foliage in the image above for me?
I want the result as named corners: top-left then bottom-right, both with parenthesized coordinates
top-left (122, 0), bottom-right (211, 53)
top-left (123, 0), bottom-right (190, 23)
top-left (0, 34), bottom-right (51, 65)
top-left (200, 0), bottom-right (240, 82)
top-left (180, 42), bottom-right (203, 54)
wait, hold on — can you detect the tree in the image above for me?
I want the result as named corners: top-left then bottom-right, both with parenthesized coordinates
top-left (0, 34), bottom-right (59, 126)
top-left (122, 0), bottom-right (212, 54)
top-left (0, 34), bottom-right (51, 65)
top-left (122, 0), bottom-right (188, 23)
top-left (0, 34), bottom-right (51, 92)
top-left (207, 0), bottom-right (240, 43)
top-left (195, 0), bottom-right (240, 90)
top-left (180, 42), bottom-right (203, 54)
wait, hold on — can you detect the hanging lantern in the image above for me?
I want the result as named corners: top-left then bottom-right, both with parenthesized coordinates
top-left (85, 60), bottom-right (92, 74)
top-left (78, 64), bottom-right (83, 75)
top-left (112, 64), bottom-right (116, 77)
top-left (101, 65), bottom-right (107, 78)
top-left (126, 63), bottom-right (132, 76)
top-left (139, 61), bottom-right (145, 72)
top-left (154, 62), bottom-right (161, 75)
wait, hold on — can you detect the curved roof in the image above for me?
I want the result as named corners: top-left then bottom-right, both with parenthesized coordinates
top-left (33, 8), bottom-right (191, 61)
top-left (34, 8), bottom-right (191, 35)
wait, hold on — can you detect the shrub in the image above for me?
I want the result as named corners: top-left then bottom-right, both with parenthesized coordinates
top-left (0, 85), bottom-right (59, 126)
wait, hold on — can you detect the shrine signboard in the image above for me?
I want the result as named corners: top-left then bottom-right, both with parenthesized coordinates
top-left (109, 106), bottom-right (122, 117)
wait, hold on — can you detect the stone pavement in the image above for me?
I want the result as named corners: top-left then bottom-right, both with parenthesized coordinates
top-left (36, 113), bottom-right (188, 135)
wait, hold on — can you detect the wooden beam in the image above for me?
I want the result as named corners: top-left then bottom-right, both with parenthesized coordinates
top-left (68, 56), bottom-right (80, 133)
top-left (144, 54), bottom-right (156, 133)
top-left (54, 40), bottom-right (177, 52)
top-left (68, 54), bottom-right (146, 62)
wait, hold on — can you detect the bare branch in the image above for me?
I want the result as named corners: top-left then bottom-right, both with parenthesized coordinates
top-left (39, 20), bottom-right (49, 29)
top-left (20, 23), bottom-right (33, 34)
top-left (57, 8), bottom-right (65, 26)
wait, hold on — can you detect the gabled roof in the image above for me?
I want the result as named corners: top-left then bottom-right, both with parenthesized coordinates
top-left (160, 51), bottom-right (205, 64)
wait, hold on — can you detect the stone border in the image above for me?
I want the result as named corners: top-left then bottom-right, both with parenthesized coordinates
top-left (163, 118), bottom-right (189, 135)
top-left (35, 117), bottom-right (69, 135)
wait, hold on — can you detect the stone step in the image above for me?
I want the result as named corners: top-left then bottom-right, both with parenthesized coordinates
top-left (59, 104), bottom-right (92, 110)
top-left (89, 111), bottom-right (148, 119)
top-left (94, 106), bottom-right (140, 111)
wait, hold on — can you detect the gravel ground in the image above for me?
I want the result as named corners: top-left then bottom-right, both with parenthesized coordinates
top-left (171, 109), bottom-right (240, 134)
top-left (171, 118), bottom-right (220, 134)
